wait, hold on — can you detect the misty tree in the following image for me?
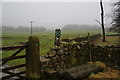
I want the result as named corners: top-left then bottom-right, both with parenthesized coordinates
top-left (2, 26), bottom-right (15, 32)
top-left (2, 26), bottom-right (47, 32)
top-left (17, 26), bottom-right (30, 32)
top-left (110, 0), bottom-right (120, 32)
top-left (62, 24), bottom-right (98, 30)
top-left (33, 26), bottom-right (47, 32)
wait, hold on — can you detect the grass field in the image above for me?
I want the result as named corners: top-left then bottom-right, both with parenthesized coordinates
top-left (91, 36), bottom-right (119, 46)
top-left (1, 30), bottom-right (119, 66)
top-left (2, 30), bottom-right (101, 55)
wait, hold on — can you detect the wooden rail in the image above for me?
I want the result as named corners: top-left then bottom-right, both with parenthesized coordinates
top-left (2, 46), bottom-right (26, 65)
top-left (2, 64), bottom-right (25, 71)
top-left (1, 55), bottom-right (26, 62)
top-left (0, 45), bottom-right (26, 50)
top-left (2, 71), bottom-right (26, 80)
top-left (1, 44), bottom-right (27, 79)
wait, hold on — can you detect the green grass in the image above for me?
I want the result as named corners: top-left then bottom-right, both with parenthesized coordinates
top-left (92, 36), bottom-right (119, 46)
top-left (2, 30), bottom-right (101, 55)
top-left (1, 30), bottom-right (118, 66)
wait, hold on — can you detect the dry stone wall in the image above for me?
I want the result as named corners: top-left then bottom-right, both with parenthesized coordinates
top-left (62, 34), bottom-right (101, 42)
top-left (42, 34), bottom-right (120, 71)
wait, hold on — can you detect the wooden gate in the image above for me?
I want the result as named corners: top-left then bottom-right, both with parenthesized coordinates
top-left (0, 36), bottom-right (41, 80)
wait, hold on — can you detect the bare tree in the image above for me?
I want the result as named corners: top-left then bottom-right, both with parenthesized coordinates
top-left (100, 0), bottom-right (106, 42)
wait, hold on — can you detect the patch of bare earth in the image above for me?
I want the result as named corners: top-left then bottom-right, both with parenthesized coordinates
top-left (89, 67), bottom-right (120, 78)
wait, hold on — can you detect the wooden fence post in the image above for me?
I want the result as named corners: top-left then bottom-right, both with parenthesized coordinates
top-left (88, 33), bottom-right (92, 62)
top-left (26, 36), bottom-right (41, 78)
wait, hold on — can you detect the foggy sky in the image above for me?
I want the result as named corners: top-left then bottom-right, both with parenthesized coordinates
top-left (2, 2), bottom-right (112, 29)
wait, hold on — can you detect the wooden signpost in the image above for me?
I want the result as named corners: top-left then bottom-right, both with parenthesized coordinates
top-left (54, 29), bottom-right (61, 46)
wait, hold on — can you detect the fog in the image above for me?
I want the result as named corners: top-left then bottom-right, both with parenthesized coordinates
top-left (2, 2), bottom-right (112, 30)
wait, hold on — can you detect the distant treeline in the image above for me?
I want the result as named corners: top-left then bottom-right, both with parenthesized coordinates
top-left (62, 24), bottom-right (101, 30)
top-left (2, 26), bottom-right (47, 32)
top-left (2, 24), bottom-right (111, 32)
